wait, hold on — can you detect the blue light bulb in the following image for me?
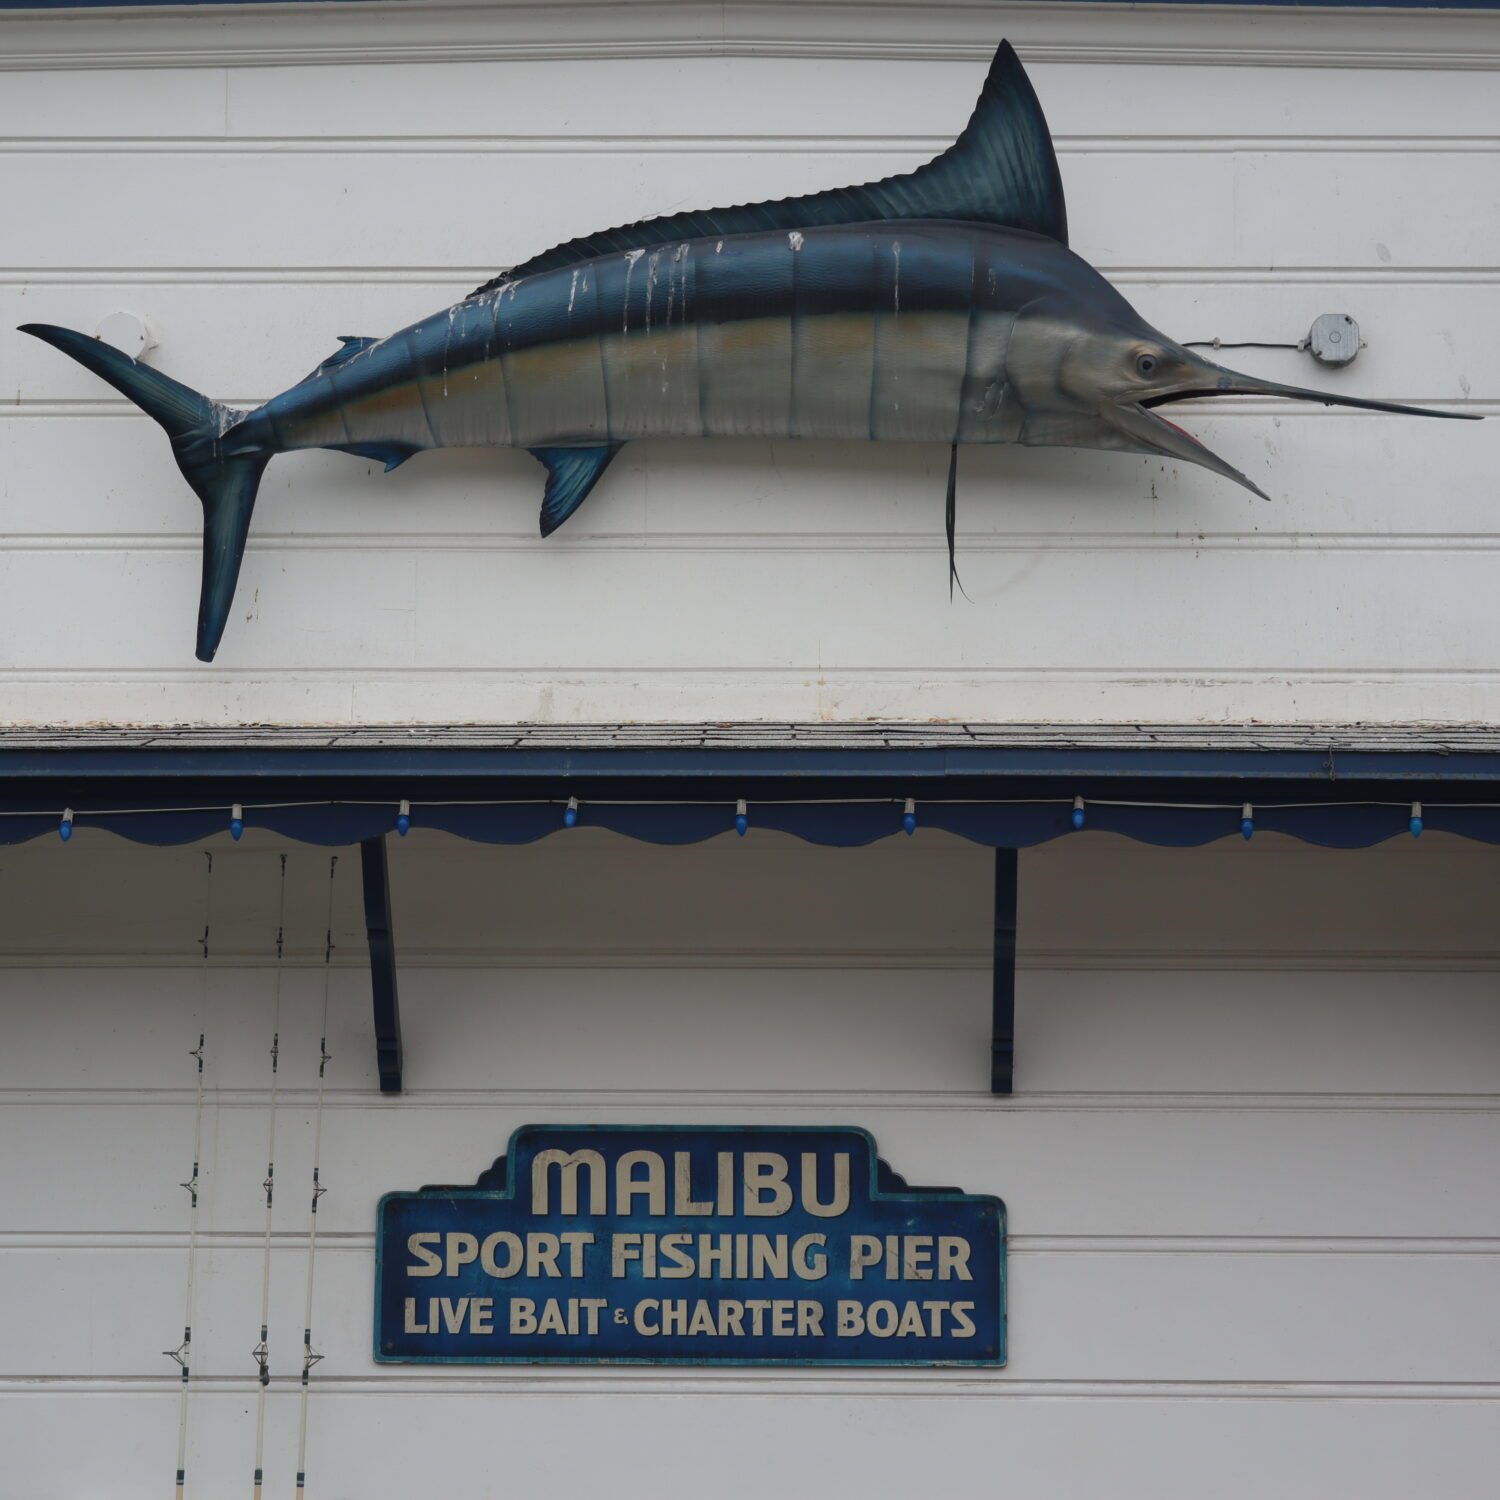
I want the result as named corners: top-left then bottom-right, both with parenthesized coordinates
top-left (563, 797), bottom-right (579, 829)
top-left (735, 800), bottom-right (748, 837)
top-left (59, 808), bottom-right (73, 843)
top-left (230, 803), bottom-right (244, 841)
top-left (396, 799), bottom-right (411, 837)
top-left (1071, 796), bottom-right (1085, 831)
top-left (1240, 803), bottom-right (1254, 841)
top-left (1409, 802), bottom-right (1423, 838)
top-left (903, 798), bottom-right (917, 836)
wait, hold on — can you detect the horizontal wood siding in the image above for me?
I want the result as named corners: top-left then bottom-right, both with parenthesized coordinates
top-left (0, 3), bottom-right (1495, 721)
top-left (1, 828), bottom-right (1497, 1493)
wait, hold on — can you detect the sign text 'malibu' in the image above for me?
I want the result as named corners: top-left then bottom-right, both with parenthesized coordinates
top-left (375, 1126), bottom-right (1005, 1365)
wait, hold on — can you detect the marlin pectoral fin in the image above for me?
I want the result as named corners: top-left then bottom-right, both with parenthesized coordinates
top-left (531, 444), bottom-right (623, 537)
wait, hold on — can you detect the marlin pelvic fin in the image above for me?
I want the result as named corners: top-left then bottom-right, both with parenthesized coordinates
top-left (474, 39), bottom-right (1065, 294)
top-left (19, 322), bottom-right (268, 662)
top-left (531, 444), bottom-right (622, 537)
top-left (331, 440), bottom-right (420, 473)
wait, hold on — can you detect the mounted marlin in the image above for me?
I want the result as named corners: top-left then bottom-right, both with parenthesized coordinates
top-left (22, 41), bottom-right (1477, 661)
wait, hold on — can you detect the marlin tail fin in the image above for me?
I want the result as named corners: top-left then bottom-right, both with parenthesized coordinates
top-left (19, 323), bottom-right (268, 661)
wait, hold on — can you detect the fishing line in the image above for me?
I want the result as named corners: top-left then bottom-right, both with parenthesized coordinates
top-left (293, 855), bottom-right (337, 1500)
top-left (164, 850), bottom-right (213, 1500)
top-left (251, 854), bottom-right (287, 1500)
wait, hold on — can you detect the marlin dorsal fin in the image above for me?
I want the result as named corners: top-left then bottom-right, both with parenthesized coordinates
top-left (307, 335), bottom-right (380, 379)
top-left (473, 40), bottom-right (1065, 296)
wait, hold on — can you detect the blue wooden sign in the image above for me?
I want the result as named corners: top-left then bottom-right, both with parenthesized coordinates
top-left (375, 1125), bottom-right (1005, 1366)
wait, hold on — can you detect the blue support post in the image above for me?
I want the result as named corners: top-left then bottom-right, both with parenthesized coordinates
top-left (991, 848), bottom-right (1017, 1095)
top-left (360, 834), bottom-right (403, 1094)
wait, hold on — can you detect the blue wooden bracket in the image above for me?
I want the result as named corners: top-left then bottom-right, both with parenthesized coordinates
top-left (360, 834), bottom-right (404, 1094)
top-left (991, 848), bottom-right (1017, 1095)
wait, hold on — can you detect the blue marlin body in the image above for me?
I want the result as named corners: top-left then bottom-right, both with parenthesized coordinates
top-left (21, 42), bottom-right (1476, 660)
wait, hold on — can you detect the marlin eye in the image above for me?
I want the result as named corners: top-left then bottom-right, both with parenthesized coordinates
top-left (1135, 352), bottom-right (1159, 378)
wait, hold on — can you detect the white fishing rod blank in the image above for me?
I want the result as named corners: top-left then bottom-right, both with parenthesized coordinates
top-left (293, 854), bottom-right (337, 1500)
top-left (251, 854), bottom-right (287, 1500)
top-left (164, 850), bottom-right (214, 1500)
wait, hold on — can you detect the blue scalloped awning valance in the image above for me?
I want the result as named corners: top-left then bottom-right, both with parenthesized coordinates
top-left (2, 796), bottom-right (1494, 850)
top-left (7, 725), bottom-right (1499, 849)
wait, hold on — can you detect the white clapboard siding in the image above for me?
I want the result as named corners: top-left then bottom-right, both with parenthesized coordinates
top-left (7, 1240), bottom-right (1497, 1383)
top-left (9, 548), bottom-right (1500, 732)
top-left (0, 148), bottom-right (1495, 272)
top-left (0, 3), bottom-right (1497, 722)
top-left (0, 56), bottom-right (1494, 144)
top-left (7, 1092), bottom-right (1499, 1239)
top-left (2, 1), bottom-right (1499, 1489)
top-left (3, 1388), bottom-right (1496, 1500)
top-left (6, 964), bottom-right (1499, 1095)
top-left (6, 829), bottom-right (1499, 970)
top-left (2, 825), bottom-right (1498, 1494)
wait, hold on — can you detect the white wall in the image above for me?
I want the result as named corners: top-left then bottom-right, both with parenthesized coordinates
top-left (0, 0), bottom-right (1496, 725)
top-left (2, 827), bottom-right (1497, 1496)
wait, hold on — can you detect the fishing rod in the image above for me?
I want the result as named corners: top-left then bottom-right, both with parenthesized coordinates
top-left (251, 854), bottom-right (287, 1500)
top-left (293, 855), bottom-right (337, 1500)
top-left (164, 850), bottom-right (214, 1500)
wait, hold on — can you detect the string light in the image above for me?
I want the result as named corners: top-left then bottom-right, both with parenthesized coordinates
top-left (230, 803), bottom-right (244, 841)
top-left (735, 799), bottom-right (748, 837)
top-left (1240, 802), bottom-right (1255, 841)
top-left (396, 799), bottom-right (411, 837)
top-left (5, 795), bottom-right (1488, 843)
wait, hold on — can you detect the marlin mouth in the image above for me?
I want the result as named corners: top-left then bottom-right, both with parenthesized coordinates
top-left (1105, 363), bottom-right (1480, 502)
top-left (1140, 389), bottom-right (1232, 409)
